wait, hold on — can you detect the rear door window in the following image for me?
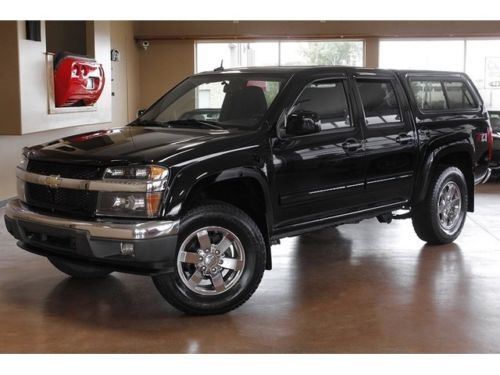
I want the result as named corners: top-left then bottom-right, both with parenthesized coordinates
top-left (356, 79), bottom-right (402, 126)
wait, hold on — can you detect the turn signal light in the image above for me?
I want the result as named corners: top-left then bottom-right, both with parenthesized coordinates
top-left (147, 192), bottom-right (163, 217)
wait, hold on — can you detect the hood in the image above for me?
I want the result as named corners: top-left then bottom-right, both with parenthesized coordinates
top-left (27, 126), bottom-right (258, 166)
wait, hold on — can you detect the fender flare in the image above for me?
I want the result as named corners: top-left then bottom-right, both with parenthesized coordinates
top-left (413, 140), bottom-right (475, 210)
top-left (165, 166), bottom-right (274, 270)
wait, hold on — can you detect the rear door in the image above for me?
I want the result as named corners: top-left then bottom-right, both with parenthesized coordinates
top-left (352, 72), bottom-right (418, 206)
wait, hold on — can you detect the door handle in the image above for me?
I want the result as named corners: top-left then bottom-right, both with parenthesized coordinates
top-left (396, 134), bottom-right (414, 145)
top-left (342, 138), bottom-right (363, 152)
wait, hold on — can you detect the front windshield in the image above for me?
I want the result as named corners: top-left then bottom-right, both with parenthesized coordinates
top-left (135, 74), bottom-right (285, 130)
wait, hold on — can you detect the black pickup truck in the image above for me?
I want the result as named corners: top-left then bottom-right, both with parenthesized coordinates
top-left (4, 66), bottom-right (492, 315)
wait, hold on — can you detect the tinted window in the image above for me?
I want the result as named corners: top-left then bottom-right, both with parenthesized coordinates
top-left (356, 80), bottom-right (401, 126)
top-left (444, 81), bottom-right (476, 109)
top-left (139, 75), bottom-right (284, 130)
top-left (410, 79), bottom-right (478, 112)
top-left (410, 81), bottom-right (447, 110)
top-left (292, 80), bottom-right (351, 131)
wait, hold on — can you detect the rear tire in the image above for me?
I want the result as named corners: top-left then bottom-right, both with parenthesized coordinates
top-left (412, 166), bottom-right (468, 245)
top-left (48, 257), bottom-right (113, 279)
top-left (153, 201), bottom-right (266, 315)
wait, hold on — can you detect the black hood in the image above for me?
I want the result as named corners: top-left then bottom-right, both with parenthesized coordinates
top-left (27, 126), bottom-right (259, 166)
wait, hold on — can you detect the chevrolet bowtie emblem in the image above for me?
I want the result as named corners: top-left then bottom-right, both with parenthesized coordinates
top-left (45, 175), bottom-right (62, 189)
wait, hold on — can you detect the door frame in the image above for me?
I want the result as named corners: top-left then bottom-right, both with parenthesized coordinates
top-left (270, 72), bottom-right (368, 228)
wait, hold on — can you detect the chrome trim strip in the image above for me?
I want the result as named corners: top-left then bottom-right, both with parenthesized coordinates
top-left (366, 174), bottom-right (413, 185)
top-left (16, 168), bottom-right (168, 193)
top-left (284, 201), bottom-right (408, 229)
top-left (346, 182), bottom-right (365, 188)
top-left (309, 186), bottom-right (345, 195)
top-left (308, 175), bottom-right (413, 196)
top-left (5, 199), bottom-right (179, 240)
top-left (308, 182), bottom-right (365, 195)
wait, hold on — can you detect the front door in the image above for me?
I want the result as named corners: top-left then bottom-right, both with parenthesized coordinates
top-left (272, 76), bottom-right (366, 229)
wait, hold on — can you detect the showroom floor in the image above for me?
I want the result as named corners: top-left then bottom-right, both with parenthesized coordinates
top-left (1, 182), bottom-right (500, 353)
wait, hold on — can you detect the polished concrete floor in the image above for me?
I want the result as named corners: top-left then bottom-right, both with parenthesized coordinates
top-left (1, 182), bottom-right (500, 353)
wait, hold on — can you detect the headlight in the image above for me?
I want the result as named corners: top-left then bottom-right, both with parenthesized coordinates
top-left (96, 192), bottom-right (163, 218)
top-left (97, 165), bottom-right (168, 218)
top-left (103, 165), bottom-right (168, 180)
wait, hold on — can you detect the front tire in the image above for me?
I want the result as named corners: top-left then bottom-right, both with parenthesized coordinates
top-left (412, 166), bottom-right (468, 244)
top-left (48, 257), bottom-right (113, 279)
top-left (153, 202), bottom-right (266, 315)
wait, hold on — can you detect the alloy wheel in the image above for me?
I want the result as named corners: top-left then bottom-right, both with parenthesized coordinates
top-left (437, 181), bottom-right (462, 234)
top-left (176, 226), bottom-right (246, 295)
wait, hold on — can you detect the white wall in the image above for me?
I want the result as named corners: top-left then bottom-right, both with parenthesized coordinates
top-left (17, 21), bottom-right (112, 134)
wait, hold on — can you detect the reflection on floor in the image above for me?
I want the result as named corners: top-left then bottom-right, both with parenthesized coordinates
top-left (1, 181), bottom-right (500, 353)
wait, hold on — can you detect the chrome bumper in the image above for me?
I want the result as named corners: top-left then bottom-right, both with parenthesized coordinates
top-left (5, 199), bottom-right (179, 241)
top-left (474, 167), bottom-right (492, 185)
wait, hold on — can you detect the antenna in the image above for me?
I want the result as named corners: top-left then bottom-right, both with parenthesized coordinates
top-left (214, 59), bottom-right (224, 72)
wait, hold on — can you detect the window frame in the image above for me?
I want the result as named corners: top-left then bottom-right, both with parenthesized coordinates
top-left (353, 76), bottom-right (405, 129)
top-left (406, 75), bottom-right (481, 116)
top-left (442, 80), bottom-right (478, 111)
top-left (281, 76), bottom-right (356, 139)
top-left (195, 39), bottom-right (366, 73)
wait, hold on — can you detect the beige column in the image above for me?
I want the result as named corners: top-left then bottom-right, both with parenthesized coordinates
top-left (0, 21), bottom-right (22, 135)
top-left (364, 37), bottom-right (380, 68)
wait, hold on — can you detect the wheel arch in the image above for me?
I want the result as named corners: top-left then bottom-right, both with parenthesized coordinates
top-left (414, 142), bottom-right (475, 212)
top-left (170, 167), bottom-right (273, 270)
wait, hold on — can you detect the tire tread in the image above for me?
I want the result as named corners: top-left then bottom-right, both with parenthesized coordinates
top-left (412, 166), bottom-right (467, 245)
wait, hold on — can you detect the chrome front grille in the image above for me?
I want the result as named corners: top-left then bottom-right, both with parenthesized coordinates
top-left (25, 183), bottom-right (98, 218)
top-left (24, 160), bottom-right (101, 217)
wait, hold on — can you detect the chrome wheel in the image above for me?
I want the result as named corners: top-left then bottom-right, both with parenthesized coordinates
top-left (437, 181), bottom-right (462, 234)
top-left (177, 226), bottom-right (246, 296)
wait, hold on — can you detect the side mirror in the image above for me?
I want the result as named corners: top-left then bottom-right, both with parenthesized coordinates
top-left (286, 110), bottom-right (321, 136)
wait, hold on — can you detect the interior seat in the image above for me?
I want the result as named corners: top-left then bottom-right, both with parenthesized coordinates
top-left (219, 86), bottom-right (268, 123)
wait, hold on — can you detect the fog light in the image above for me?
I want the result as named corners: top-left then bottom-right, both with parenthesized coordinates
top-left (120, 243), bottom-right (135, 257)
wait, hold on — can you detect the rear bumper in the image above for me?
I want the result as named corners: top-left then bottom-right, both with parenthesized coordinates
top-left (4, 199), bottom-right (179, 274)
top-left (474, 167), bottom-right (492, 184)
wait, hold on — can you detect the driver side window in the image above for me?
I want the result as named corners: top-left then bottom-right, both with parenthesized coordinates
top-left (291, 79), bottom-right (352, 132)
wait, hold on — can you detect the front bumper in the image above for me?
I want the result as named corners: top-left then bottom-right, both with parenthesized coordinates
top-left (4, 199), bottom-right (179, 274)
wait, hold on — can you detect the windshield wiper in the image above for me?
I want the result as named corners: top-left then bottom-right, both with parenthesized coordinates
top-left (166, 119), bottom-right (223, 130)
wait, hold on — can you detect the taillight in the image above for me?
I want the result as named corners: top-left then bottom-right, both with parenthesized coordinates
top-left (487, 126), bottom-right (494, 161)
